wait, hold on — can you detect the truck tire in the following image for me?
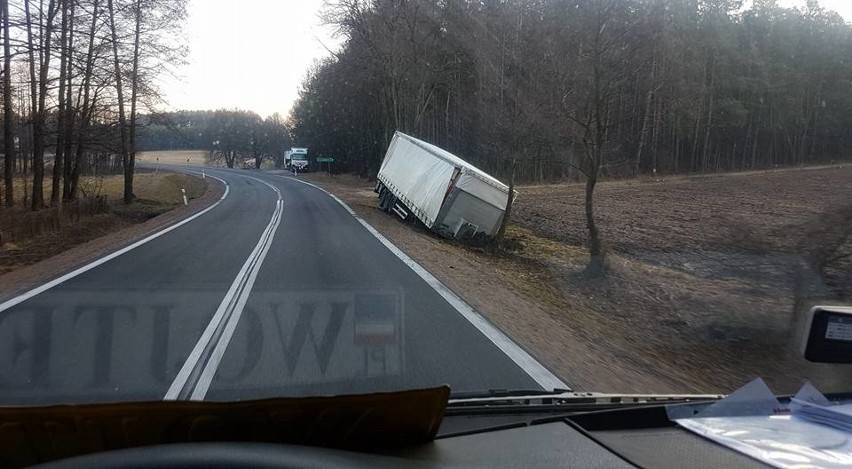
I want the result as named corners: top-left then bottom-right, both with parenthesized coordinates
top-left (378, 190), bottom-right (386, 209)
top-left (384, 195), bottom-right (397, 214)
top-left (379, 190), bottom-right (392, 212)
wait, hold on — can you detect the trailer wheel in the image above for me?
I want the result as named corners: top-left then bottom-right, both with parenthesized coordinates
top-left (377, 189), bottom-right (385, 207)
top-left (385, 195), bottom-right (397, 213)
top-left (379, 191), bottom-right (393, 212)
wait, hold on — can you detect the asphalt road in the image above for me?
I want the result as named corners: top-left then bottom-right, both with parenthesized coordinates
top-left (0, 168), bottom-right (564, 405)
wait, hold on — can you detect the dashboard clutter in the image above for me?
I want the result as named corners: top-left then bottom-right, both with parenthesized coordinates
top-left (668, 378), bottom-right (852, 469)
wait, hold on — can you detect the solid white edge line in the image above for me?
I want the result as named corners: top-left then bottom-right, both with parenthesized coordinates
top-left (0, 175), bottom-right (230, 314)
top-left (189, 198), bottom-right (283, 400)
top-left (165, 176), bottom-right (283, 400)
top-left (278, 175), bottom-right (568, 391)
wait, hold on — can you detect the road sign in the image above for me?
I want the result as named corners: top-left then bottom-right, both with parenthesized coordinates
top-left (316, 157), bottom-right (334, 163)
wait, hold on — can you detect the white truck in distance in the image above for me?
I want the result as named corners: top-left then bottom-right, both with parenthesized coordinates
top-left (285, 147), bottom-right (309, 172)
top-left (374, 132), bottom-right (514, 239)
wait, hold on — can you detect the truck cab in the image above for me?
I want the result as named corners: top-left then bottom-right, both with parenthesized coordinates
top-left (285, 147), bottom-right (310, 172)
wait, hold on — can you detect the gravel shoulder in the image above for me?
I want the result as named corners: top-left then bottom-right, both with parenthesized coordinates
top-left (298, 173), bottom-right (690, 393)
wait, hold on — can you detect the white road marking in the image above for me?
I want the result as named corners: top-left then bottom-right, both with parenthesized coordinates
top-left (278, 175), bottom-right (569, 391)
top-left (0, 174), bottom-right (230, 314)
top-left (191, 195), bottom-right (282, 400)
top-left (165, 175), bottom-right (283, 400)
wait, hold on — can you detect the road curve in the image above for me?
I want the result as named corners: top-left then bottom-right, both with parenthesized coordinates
top-left (0, 167), bottom-right (562, 406)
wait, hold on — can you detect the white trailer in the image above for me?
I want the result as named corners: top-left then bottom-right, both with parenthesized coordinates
top-left (375, 132), bottom-right (513, 239)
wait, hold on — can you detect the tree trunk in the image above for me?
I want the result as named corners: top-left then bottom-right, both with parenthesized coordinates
top-left (25, 0), bottom-right (41, 209)
top-left (2, 0), bottom-right (14, 207)
top-left (107, 0), bottom-right (130, 203)
top-left (69, 0), bottom-right (99, 200)
top-left (584, 169), bottom-right (606, 276)
top-left (585, 7), bottom-right (608, 277)
top-left (701, 58), bottom-right (715, 172)
top-left (61, 0), bottom-right (75, 200)
top-left (495, 158), bottom-right (516, 241)
top-left (125, 0), bottom-right (143, 203)
top-left (52, 0), bottom-right (69, 206)
top-left (32, 0), bottom-right (57, 210)
top-left (635, 85), bottom-right (653, 176)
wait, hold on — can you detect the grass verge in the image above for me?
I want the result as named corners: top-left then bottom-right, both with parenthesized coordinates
top-left (0, 171), bottom-right (208, 275)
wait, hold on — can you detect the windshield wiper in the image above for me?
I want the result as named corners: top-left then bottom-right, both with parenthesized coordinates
top-left (449, 388), bottom-right (572, 400)
top-left (447, 390), bottom-right (724, 411)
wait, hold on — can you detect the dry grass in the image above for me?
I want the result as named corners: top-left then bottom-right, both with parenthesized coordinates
top-left (138, 150), bottom-right (283, 169)
top-left (0, 171), bottom-right (208, 274)
top-left (71, 171), bottom-right (206, 202)
top-left (107, 172), bottom-right (208, 221)
top-left (7, 169), bottom-right (206, 204)
top-left (137, 150), bottom-right (208, 165)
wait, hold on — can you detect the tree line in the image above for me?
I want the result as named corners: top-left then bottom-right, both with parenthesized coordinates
top-left (291, 0), bottom-right (852, 273)
top-left (292, 0), bottom-right (852, 181)
top-left (137, 109), bottom-right (292, 169)
top-left (0, 0), bottom-right (188, 210)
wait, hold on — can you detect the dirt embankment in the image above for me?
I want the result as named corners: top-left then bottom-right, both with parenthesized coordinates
top-left (0, 170), bottom-right (222, 300)
top-left (303, 166), bottom-right (852, 395)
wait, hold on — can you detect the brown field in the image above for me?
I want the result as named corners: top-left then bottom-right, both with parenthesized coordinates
top-left (304, 165), bottom-right (852, 394)
top-left (137, 150), bottom-right (208, 166)
top-left (137, 150), bottom-right (280, 169)
top-left (515, 165), bottom-right (852, 262)
top-left (510, 165), bottom-right (852, 393)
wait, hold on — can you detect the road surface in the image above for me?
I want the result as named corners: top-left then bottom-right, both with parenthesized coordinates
top-left (0, 168), bottom-right (565, 405)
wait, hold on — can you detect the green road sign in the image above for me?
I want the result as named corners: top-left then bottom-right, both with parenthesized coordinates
top-left (316, 157), bottom-right (334, 163)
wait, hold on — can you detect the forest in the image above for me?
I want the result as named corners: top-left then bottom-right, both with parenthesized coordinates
top-left (291, 0), bottom-right (852, 183)
top-left (3, 0), bottom-right (850, 217)
top-left (136, 109), bottom-right (291, 169)
top-left (0, 0), bottom-right (187, 210)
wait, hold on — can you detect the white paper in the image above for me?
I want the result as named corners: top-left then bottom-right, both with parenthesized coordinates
top-left (677, 415), bottom-right (852, 468)
top-left (791, 382), bottom-right (852, 433)
top-left (673, 379), bottom-right (852, 468)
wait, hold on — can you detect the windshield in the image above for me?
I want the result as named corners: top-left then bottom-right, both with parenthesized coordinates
top-left (0, 0), bottom-right (851, 408)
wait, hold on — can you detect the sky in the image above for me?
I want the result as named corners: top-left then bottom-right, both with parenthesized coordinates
top-left (161, 0), bottom-right (852, 120)
top-left (160, 0), bottom-right (343, 119)
top-left (773, 0), bottom-right (852, 19)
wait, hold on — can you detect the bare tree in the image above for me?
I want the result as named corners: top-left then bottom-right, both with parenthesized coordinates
top-left (51, 0), bottom-right (71, 205)
top-left (106, 0), bottom-right (130, 203)
top-left (2, 0), bottom-right (13, 207)
top-left (59, 0), bottom-right (75, 200)
top-left (125, 0), bottom-right (144, 204)
top-left (537, 0), bottom-right (646, 276)
top-left (25, 0), bottom-right (59, 210)
top-left (67, 0), bottom-right (101, 200)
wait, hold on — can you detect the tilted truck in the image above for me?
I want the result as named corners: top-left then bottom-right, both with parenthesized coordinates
top-left (374, 131), bottom-right (514, 239)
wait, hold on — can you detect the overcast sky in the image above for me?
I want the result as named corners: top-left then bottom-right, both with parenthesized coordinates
top-left (160, 0), bottom-right (342, 119)
top-left (773, 0), bottom-right (852, 21)
top-left (160, 0), bottom-right (852, 119)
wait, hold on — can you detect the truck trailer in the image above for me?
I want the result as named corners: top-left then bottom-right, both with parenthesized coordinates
top-left (374, 132), bottom-right (514, 239)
